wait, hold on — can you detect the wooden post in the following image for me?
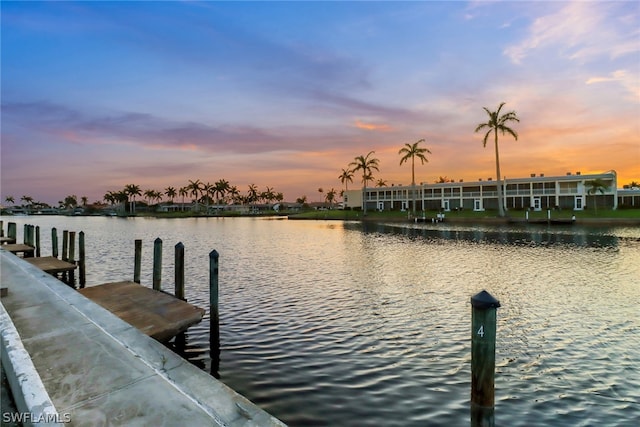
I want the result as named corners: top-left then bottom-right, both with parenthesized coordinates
top-left (24, 225), bottom-right (34, 257)
top-left (209, 249), bottom-right (220, 378)
top-left (153, 237), bottom-right (162, 291)
top-left (134, 239), bottom-right (142, 284)
top-left (23, 224), bottom-right (29, 244)
top-left (68, 232), bottom-right (76, 262)
top-left (0, 220), bottom-right (3, 237)
top-left (470, 290), bottom-right (500, 427)
top-left (174, 242), bottom-right (185, 300)
top-left (35, 226), bottom-right (41, 257)
top-left (68, 231), bottom-right (76, 287)
top-left (8, 222), bottom-right (17, 241)
top-left (78, 231), bottom-right (86, 288)
top-left (62, 231), bottom-right (69, 262)
top-left (52, 228), bottom-right (59, 258)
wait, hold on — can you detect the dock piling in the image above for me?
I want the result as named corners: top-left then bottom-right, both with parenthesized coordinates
top-left (62, 231), bottom-right (69, 262)
top-left (153, 237), bottom-right (162, 291)
top-left (52, 228), bottom-right (58, 258)
top-left (209, 249), bottom-right (220, 378)
top-left (470, 290), bottom-right (500, 427)
top-left (68, 231), bottom-right (76, 287)
top-left (8, 222), bottom-right (17, 241)
top-left (134, 239), bottom-right (142, 283)
top-left (174, 242), bottom-right (185, 300)
top-left (35, 226), bottom-right (41, 257)
top-left (79, 231), bottom-right (86, 288)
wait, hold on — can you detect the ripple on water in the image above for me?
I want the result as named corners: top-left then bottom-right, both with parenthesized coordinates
top-left (3, 216), bottom-right (639, 426)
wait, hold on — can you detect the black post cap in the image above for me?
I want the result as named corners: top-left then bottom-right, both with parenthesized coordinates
top-left (471, 290), bottom-right (501, 309)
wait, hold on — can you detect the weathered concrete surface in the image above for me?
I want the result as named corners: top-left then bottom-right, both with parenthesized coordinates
top-left (0, 249), bottom-right (286, 427)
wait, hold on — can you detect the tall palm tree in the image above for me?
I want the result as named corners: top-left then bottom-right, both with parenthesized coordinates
top-left (124, 184), bottom-right (141, 214)
top-left (179, 186), bottom-right (189, 211)
top-left (202, 182), bottom-right (215, 213)
top-left (585, 179), bottom-right (609, 215)
top-left (214, 179), bottom-right (230, 204)
top-left (399, 138), bottom-right (431, 214)
top-left (349, 151), bottom-right (380, 215)
top-left (165, 186), bottom-right (177, 204)
top-left (247, 184), bottom-right (259, 212)
top-left (475, 102), bottom-right (519, 217)
top-left (115, 190), bottom-right (128, 214)
top-left (144, 189), bottom-right (156, 207)
top-left (187, 179), bottom-right (202, 212)
top-left (339, 168), bottom-right (354, 194)
top-left (229, 186), bottom-right (240, 205)
top-left (325, 188), bottom-right (337, 209)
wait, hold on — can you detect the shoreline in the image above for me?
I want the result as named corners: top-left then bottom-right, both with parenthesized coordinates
top-left (2, 212), bottom-right (639, 227)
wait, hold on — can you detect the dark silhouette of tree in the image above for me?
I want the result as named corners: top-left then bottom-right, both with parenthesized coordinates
top-left (474, 102), bottom-right (519, 217)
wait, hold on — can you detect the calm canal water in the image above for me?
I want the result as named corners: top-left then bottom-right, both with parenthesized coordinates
top-left (2, 216), bottom-right (639, 426)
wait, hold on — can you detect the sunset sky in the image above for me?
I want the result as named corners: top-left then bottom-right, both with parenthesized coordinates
top-left (2, 1), bottom-right (639, 205)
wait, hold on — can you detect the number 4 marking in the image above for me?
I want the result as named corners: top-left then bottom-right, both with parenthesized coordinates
top-left (477, 325), bottom-right (485, 338)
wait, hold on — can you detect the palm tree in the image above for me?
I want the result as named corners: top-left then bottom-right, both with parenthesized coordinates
top-left (229, 186), bottom-right (240, 205)
top-left (115, 190), bottom-right (128, 214)
top-left (214, 179), bottom-right (230, 204)
top-left (376, 179), bottom-right (388, 187)
top-left (124, 184), bottom-right (141, 214)
top-left (165, 186), bottom-right (177, 204)
top-left (81, 196), bottom-right (88, 207)
top-left (144, 189), bottom-right (156, 207)
top-left (21, 195), bottom-right (34, 213)
top-left (349, 151), bottom-right (380, 215)
top-left (585, 179), bottom-right (609, 214)
top-left (178, 186), bottom-right (189, 211)
top-left (325, 188), bottom-right (337, 209)
top-left (202, 182), bottom-right (215, 213)
top-left (187, 179), bottom-right (202, 212)
top-left (5, 196), bottom-right (15, 206)
top-left (247, 184), bottom-right (259, 211)
top-left (339, 168), bottom-right (354, 194)
top-left (474, 102), bottom-right (519, 217)
top-left (399, 138), bottom-right (431, 214)
top-left (262, 187), bottom-right (276, 205)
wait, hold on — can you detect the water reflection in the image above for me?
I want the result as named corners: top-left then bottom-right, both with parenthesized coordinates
top-left (2, 216), bottom-right (639, 426)
top-left (352, 222), bottom-right (626, 248)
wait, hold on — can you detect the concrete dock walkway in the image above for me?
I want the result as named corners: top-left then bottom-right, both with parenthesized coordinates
top-left (0, 250), bottom-right (286, 426)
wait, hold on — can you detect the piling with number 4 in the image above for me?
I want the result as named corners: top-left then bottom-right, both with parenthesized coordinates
top-left (470, 290), bottom-right (500, 427)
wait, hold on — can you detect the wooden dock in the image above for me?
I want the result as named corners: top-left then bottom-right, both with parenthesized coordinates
top-left (2, 243), bottom-right (35, 257)
top-left (25, 256), bottom-right (77, 275)
top-left (79, 281), bottom-right (205, 343)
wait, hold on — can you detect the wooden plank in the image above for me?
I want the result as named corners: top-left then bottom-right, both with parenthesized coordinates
top-left (1, 236), bottom-right (16, 244)
top-left (78, 281), bottom-right (205, 342)
top-left (25, 256), bottom-right (77, 274)
top-left (2, 243), bottom-right (35, 256)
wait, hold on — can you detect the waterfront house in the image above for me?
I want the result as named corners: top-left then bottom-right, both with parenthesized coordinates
top-left (344, 171), bottom-right (621, 212)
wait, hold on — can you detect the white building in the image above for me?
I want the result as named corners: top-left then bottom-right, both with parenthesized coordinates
top-left (344, 170), bottom-right (620, 212)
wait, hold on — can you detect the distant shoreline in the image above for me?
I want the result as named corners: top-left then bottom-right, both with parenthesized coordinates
top-left (2, 212), bottom-right (639, 226)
